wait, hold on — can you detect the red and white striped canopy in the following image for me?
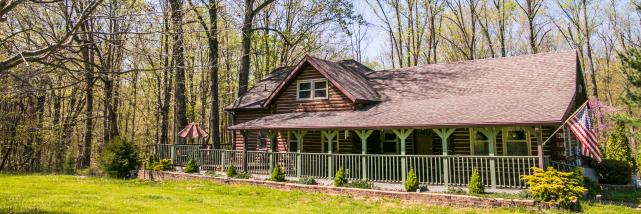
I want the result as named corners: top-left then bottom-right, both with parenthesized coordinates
top-left (178, 122), bottom-right (209, 139)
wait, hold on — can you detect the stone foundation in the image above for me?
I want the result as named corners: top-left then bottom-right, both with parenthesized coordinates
top-left (137, 170), bottom-right (538, 209)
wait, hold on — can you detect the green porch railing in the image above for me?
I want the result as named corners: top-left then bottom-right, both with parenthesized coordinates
top-left (147, 145), bottom-right (540, 189)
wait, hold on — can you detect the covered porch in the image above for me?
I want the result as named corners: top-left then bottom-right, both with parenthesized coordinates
top-left (149, 125), bottom-right (573, 189)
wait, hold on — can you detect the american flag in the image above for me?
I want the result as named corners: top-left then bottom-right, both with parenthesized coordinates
top-left (567, 105), bottom-right (602, 162)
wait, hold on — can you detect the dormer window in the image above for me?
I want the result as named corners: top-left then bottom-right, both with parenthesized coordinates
top-left (297, 79), bottom-right (328, 100)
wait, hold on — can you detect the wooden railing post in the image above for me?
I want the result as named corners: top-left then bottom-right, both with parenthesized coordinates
top-left (267, 131), bottom-right (277, 173)
top-left (221, 151), bottom-right (226, 171)
top-left (536, 126), bottom-right (544, 168)
top-left (292, 130), bottom-right (306, 178)
top-left (242, 131), bottom-right (248, 173)
top-left (170, 144), bottom-right (176, 164)
top-left (392, 129), bottom-right (413, 184)
top-left (355, 130), bottom-right (373, 180)
top-left (433, 128), bottom-right (455, 187)
top-left (479, 128), bottom-right (500, 190)
top-left (322, 130), bottom-right (337, 178)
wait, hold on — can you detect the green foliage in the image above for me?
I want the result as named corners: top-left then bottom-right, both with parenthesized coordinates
top-left (405, 168), bottom-right (419, 192)
top-left (183, 159), bottom-right (199, 173)
top-left (596, 159), bottom-right (632, 185)
top-left (521, 167), bottom-right (586, 208)
top-left (226, 165), bottom-right (237, 177)
top-left (152, 159), bottom-right (173, 171)
top-left (333, 167), bottom-right (348, 187)
top-left (446, 187), bottom-right (466, 195)
top-left (145, 155), bottom-right (158, 170)
top-left (605, 121), bottom-right (635, 169)
top-left (468, 168), bottom-right (485, 194)
top-left (99, 137), bottom-right (139, 179)
top-left (234, 173), bottom-right (251, 179)
top-left (297, 176), bottom-right (317, 185)
top-left (619, 48), bottom-right (641, 108)
top-left (344, 180), bottom-right (372, 189)
top-left (270, 164), bottom-right (285, 182)
top-left (63, 152), bottom-right (76, 174)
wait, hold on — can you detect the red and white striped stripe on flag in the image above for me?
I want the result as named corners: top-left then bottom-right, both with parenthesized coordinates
top-left (567, 105), bottom-right (602, 162)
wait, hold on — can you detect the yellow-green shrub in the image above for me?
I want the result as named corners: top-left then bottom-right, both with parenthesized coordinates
top-left (468, 168), bottom-right (484, 194)
top-left (183, 159), bottom-right (199, 173)
top-left (334, 167), bottom-right (348, 187)
top-left (521, 167), bottom-right (586, 208)
top-left (405, 168), bottom-right (419, 192)
top-left (270, 164), bottom-right (285, 182)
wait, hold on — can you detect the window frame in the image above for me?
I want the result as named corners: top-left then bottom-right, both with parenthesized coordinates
top-left (502, 127), bottom-right (532, 156)
top-left (296, 79), bottom-right (328, 100)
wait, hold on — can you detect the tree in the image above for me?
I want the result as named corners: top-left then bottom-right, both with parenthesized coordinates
top-left (169, 0), bottom-right (188, 144)
top-left (188, 0), bottom-right (221, 148)
top-left (515, 0), bottom-right (549, 54)
top-left (238, 0), bottom-right (276, 96)
top-left (605, 120), bottom-right (634, 168)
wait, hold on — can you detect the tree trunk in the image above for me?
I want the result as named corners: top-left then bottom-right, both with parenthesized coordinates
top-left (238, 0), bottom-right (253, 96)
top-left (169, 0), bottom-right (188, 144)
top-left (208, 0), bottom-right (221, 148)
top-left (78, 39), bottom-right (94, 169)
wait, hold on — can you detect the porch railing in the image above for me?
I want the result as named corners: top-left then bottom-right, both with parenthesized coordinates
top-left (147, 144), bottom-right (540, 189)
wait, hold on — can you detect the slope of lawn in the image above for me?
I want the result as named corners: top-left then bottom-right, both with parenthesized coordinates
top-left (0, 174), bottom-right (636, 214)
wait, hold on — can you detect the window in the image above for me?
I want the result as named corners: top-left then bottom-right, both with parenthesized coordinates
top-left (505, 129), bottom-right (530, 156)
top-left (257, 131), bottom-right (267, 150)
top-left (297, 79), bottom-right (328, 100)
top-left (474, 131), bottom-right (490, 155)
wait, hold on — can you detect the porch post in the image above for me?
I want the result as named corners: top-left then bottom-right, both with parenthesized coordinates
top-left (433, 128), bottom-right (456, 187)
top-left (392, 129), bottom-right (414, 184)
top-left (355, 130), bottom-right (374, 180)
top-left (322, 130), bottom-right (338, 178)
top-left (478, 128), bottom-right (500, 190)
top-left (536, 126), bottom-right (544, 168)
top-left (267, 130), bottom-right (277, 173)
top-left (242, 130), bottom-right (248, 173)
top-left (292, 130), bottom-right (307, 178)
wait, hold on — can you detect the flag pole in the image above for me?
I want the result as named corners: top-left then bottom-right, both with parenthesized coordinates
top-left (542, 100), bottom-right (589, 145)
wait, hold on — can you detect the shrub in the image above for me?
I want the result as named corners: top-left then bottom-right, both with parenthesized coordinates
top-left (405, 168), bottom-right (419, 192)
top-left (468, 168), bottom-right (485, 194)
top-left (595, 159), bottom-right (632, 185)
top-left (226, 165), bottom-right (237, 177)
top-left (521, 167), bottom-right (586, 208)
top-left (152, 159), bottom-right (173, 171)
top-left (270, 164), bottom-right (285, 182)
top-left (183, 159), bottom-right (199, 173)
top-left (446, 187), bottom-right (466, 195)
top-left (606, 121), bottom-right (635, 169)
top-left (345, 180), bottom-right (372, 189)
top-left (297, 176), bottom-right (317, 185)
top-left (99, 137), bottom-right (139, 179)
top-left (334, 167), bottom-right (348, 187)
top-left (145, 155), bottom-right (158, 170)
top-left (234, 172), bottom-right (251, 179)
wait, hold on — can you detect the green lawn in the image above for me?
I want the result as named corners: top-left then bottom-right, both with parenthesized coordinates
top-left (0, 174), bottom-right (637, 214)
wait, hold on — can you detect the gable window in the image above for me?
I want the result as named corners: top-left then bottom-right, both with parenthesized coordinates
top-left (297, 79), bottom-right (328, 100)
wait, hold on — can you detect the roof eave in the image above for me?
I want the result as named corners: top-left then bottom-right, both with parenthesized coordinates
top-left (227, 120), bottom-right (564, 131)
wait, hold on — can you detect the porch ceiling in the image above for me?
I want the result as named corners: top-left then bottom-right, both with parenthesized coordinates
top-left (228, 92), bottom-right (569, 130)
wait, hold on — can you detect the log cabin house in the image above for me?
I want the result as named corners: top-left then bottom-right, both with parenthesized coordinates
top-left (156, 50), bottom-right (587, 189)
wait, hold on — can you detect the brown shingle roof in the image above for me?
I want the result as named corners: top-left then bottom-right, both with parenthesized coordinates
top-left (229, 50), bottom-right (581, 130)
top-left (224, 66), bottom-right (291, 110)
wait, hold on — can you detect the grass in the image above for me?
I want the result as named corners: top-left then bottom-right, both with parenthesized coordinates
top-left (0, 174), bottom-right (638, 214)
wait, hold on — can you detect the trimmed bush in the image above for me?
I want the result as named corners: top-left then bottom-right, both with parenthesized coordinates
top-left (99, 137), bottom-right (139, 179)
top-left (405, 168), bottom-right (419, 192)
top-left (270, 164), bottom-right (285, 182)
top-left (596, 159), bottom-right (632, 184)
top-left (153, 159), bottom-right (173, 171)
top-left (226, 165), bottom-right (237, 177)
top-left (183, 159), bottom-right (199, 173)
top-left (297, 176), bottom-right (317, 185)
top-left (468, 168), bottom-right (485, 194)
top-left (521, 167), bottom-right (586, 208)
top-left (334, 167), bottom-right (348, 187)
